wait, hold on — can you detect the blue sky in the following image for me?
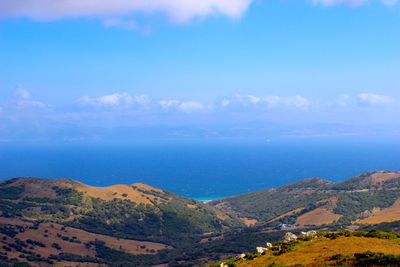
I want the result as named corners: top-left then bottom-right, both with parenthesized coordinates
top-left (1, 0), bottom-right (400, 143)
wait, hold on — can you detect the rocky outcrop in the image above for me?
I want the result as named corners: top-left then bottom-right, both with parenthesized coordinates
top-left (283, 232), bottom-right (298, 243)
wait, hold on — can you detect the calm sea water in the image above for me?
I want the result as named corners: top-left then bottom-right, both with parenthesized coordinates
top-left (1, 139), bottom-right (400, 199)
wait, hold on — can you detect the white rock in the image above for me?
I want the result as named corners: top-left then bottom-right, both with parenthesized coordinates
top-left (299, 230), bottom-right (317, 238)
top-left (283, 232), bottom-right (298, 243)
top-left (256, 247), bottom-right (268, 253)
top-left (237, 253), bottom-right (246, 260)
top-left (266, 242), bottom-right (273, 248)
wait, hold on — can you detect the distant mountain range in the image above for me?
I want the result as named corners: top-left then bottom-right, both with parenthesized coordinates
top-left (0, 171), bottom-right (400, 266)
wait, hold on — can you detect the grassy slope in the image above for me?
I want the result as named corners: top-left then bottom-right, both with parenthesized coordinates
top-left (213, 230), bottom-right (400, 267)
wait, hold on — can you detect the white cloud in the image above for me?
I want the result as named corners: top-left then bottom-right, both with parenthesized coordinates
top-left (264, 95), bottom-right (310, 108)
top-left (223, 94), bottom-right (260, 106)
top-left (1, 0), bottom-right (397, 24)
top-left (0, 0), bottom-right (253, 23)
top-left (16, 100), bottom-right (48, 109)
top-left (357, 93), bottom-right (395, 106)
top-left (15, 89), bottom-right (31, 99)
top-left (333, 94), bottom-right (353, 107)
top-left (13, 89), bottom-right (50, 109)
top-left (329, 93), bottom-right (397, 111)
top-left (245, 95), bottom-right (261, 104)
top-left (310, 0), bottom-right (398, 6)
top-left (78, 93), bottom-right (149, 107)
top-left (159, 99), bottom-right (207, 113)
top-left (221, 94), bottom-right (310, 110)
top-left (179, 101), bottom-right (205, 113)
top-left (159, 99), bottom-right (180, 109)
top-left (78, 94), bottom-right (208, 113)
top-left (221, 99), bottom-right (230, 107)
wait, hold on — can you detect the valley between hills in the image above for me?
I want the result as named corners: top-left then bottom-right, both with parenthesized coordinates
top-left (0, 171), bottom-right (400, 266)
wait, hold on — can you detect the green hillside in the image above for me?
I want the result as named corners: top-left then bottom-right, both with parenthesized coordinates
top-left (1, 171), bottom-right (400, 266)
top-left (0, 177), bottom-right (243, 244)
top-left (0, 177), bottom-right (246, 266)
top-left (210, 171), bottom-right (400, 228)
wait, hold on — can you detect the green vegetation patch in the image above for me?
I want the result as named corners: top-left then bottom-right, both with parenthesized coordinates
top-left (0, 186), bottom-right (24, 200)
top-left (49, 253), bottom-right (101, 264)
top-left (334, 190), bottom-right (400, 222)
top-left (318, 229), bottom-right (400, 240)
top-left (354, 251), bottom-right (400, 265)
top-left (52, 186), bottom-right (83, 205)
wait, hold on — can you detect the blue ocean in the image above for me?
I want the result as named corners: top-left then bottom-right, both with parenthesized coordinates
top-left (1, 139), bottom-right (400, 200)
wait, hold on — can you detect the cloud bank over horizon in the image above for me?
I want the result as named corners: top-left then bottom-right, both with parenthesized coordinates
top-left (0, 89), bottom-right (399, 143)
top-left (3, 89), bottom-right (399, 115)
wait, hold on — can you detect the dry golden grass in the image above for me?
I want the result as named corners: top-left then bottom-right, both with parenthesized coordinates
top-left (17, 222), bottom-right (171, 257)
top-left (365, 171), bottom-right (400, 184)
top-left (296, 208), bottom-right (342, 226)
top-left (240, 218), bottom-right (258, 227)
top-left (239, 236), bottom-right (400, 267)
top-left (0, 217), bottom-right (33, 226)
top-left (75, 182), bottom-right (170, 205)
top-left (0, 217), bottom-right (171, 266)
top-left (9, 178), bottom-right (171, 206)
top-left (213, 209), bottom-right (230, 221)
top-left (346, 225), bottom-right (360, 231)
top-left (267, 208), bottom-right (305, 223)
top-left (356, 198), bottom-right (400, 224)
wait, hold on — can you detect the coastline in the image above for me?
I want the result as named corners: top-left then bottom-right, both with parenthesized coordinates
top-left (192, 196), bottom-right (227, 203)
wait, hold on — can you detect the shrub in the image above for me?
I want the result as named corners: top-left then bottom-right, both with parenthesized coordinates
top-left (51, 243), bottom-right (62, 250)
top-left (354, 251), bottom-right (400, 265)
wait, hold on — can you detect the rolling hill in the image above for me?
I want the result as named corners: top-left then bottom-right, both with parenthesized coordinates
top-left (0, 177), bottom-right (243, 266)
top-left (1, 171), bottom-right (400, 266)
top-left (210, 171), bottom-right (400, 229)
